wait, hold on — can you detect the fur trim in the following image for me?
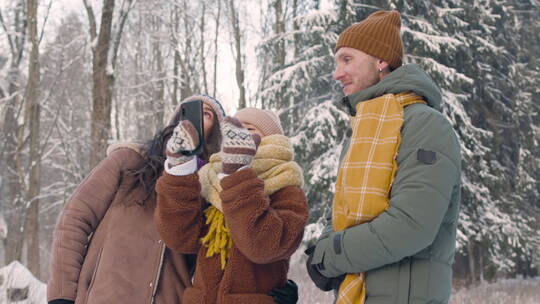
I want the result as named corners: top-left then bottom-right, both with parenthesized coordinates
top-left (106, 142), bottom-right (145, 157)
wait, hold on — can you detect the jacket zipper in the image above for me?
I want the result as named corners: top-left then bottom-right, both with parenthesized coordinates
top-left (150, 242), bottom-right (166, 304)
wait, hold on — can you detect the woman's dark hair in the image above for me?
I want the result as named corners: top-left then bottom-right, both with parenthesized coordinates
top-left (128, 107), bottom-right (221, 204)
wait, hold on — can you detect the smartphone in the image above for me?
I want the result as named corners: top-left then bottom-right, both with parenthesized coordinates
top-left (179, 99), bottom-right (204, 156)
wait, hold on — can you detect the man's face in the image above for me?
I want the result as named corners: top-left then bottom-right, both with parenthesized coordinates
top-left (333, 47), bottom-right (380, 95)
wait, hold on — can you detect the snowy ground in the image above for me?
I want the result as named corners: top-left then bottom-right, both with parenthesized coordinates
top-left (1, 254), bottom-right (538, 304)
top-left (449, 277), bottom-right (540, 304)
top-left (288, 245), bottom-right (540, 304)
top-left (0, 261), bottom-right (46, 304)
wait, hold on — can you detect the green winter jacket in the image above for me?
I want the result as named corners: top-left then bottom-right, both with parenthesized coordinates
top-left (312, 64), bottom-right (461, 304)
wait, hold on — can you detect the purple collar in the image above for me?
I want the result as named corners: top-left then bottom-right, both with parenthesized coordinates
top-left (196, 157), bottom-right (208, 170)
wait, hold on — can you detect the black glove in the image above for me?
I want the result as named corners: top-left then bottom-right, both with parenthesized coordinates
top-left (305, 246), bottom-right (345, 292)
top-left (49, 300), bottom-right (74, 304)
top-left (268, 279), bottom-right (299, 304)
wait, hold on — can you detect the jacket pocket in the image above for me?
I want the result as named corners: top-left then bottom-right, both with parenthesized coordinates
top-left (365, 258), bottom-right (412, 304)
top-left (221, 293), bottom-right (276, 304)
top-left (409, 258), bottom-right (451, 304)
top-left (79, 246), bottom-right (104, 304)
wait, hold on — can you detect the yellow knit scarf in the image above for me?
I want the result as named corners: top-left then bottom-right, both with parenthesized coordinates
top-left (333, 92), bottom-right (426, 304)
top-left (198, 134), bottom-right (304, 269)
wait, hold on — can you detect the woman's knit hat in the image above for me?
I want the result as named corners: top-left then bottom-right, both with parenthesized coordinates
top-left (335, 10), bottom-right (403, 69)
top-left (168, 95), bottom-right (226, 125)
top-left (234, 107), bottom-right (284, 137)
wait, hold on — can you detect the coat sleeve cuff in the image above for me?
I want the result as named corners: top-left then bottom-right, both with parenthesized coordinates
top-left (220, 167), bottom-right (258, 189)
top-left (217, 165), bottom-right (251, 180)
top-left (49, 300), bottom-right (75, 304)
top-left (314, 232), bottom-right (349, 278)
top-left (164, 158), bottom-right (198, 176)
top-left (219, 168), bottom-right (265, 208)
top-left (157, 171), bottom-right (200, 189)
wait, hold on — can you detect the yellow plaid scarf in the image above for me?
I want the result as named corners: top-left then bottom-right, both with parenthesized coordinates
top-left (333, 92), bottom-right (426, 304)
top-left (198, 134), bottom-right (304, 269)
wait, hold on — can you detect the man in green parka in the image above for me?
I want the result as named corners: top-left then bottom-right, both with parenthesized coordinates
top-left (305, 10), bottom-right (461, 304)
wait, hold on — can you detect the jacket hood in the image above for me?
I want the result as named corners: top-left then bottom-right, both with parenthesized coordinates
top-left (344, 64), bottom-right (442, 114)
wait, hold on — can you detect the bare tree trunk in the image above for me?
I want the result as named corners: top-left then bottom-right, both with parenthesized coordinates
top-left (134, 12), bottom-right (144, 138)
top-left (200, 2), bottom-right (208, 94)
top-left (212, 0), bottom-right (221, 97)
top-left (84, 0), bottom-right (134, 168)
top-left (479, 244), bottom-right (484, 283)
top-left (171, 6), bottom-right (180, 106)
top-left (180, 0), bottom-right (194, 100)
top-left (172, 53), bottom-right (180, 106)
top-left (292, 0), bottom-right (299, 58)
top-left (22, 0), bottom-right (41, 277)
top-left (84, 0), bottom-right (115, 169)
top-left (114, 91), bottom-right (121, 140)
top-left (170, 0), bottom-right (203, 104)
top-left (467, 241), bottom-right (476, 285)
top-left (0, 2), bottom-right (27, 265)
top-left (153, 14), bottom-right (164, 128)
top-left (289, 0), bottom-right (300, 133)
top-left (257, 3), bottom-right (268, 110)
top-left (272, 0), bottom-right (288, 131)
top-left (273, 0), bottom-right (285, 67)
top-left (227, 0), bottom-right (246, 109)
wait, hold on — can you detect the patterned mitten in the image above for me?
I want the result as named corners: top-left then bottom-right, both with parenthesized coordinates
top-left (165, 120), bottom-right (200, 168)
top-left (221, 116), bottom-right (261, 174)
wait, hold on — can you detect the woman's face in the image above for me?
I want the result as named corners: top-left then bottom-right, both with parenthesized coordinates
top-left (241, 122), bottom-right (264, 138)
top-left (203, 103), bottom-right (215, 141)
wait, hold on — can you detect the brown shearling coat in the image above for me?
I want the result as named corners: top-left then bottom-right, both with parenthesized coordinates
top-left (155, 168), bottom-right (308, 304)
top-left (47, 146), bottom-right (193, 304)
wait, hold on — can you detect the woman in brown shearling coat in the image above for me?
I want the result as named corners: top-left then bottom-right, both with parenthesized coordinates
top-left (47, 95), bottom-right (226, 304)
top-left (155, 108), bottom-right (309, 304)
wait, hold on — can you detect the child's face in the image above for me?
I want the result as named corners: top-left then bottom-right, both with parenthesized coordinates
top-left (241, 122), bottom-right (264, 138)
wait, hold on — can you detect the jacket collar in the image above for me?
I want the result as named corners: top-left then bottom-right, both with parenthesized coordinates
top-left (341, 64), bottom-right (442, 116)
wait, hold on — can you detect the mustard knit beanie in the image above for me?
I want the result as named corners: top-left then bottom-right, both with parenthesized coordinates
top-left (335, 10), bottom-right (403, 69)
top-left (234, 108), bottom-right (284, 137)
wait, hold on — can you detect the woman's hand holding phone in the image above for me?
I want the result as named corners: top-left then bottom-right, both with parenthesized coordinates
top-left (165, 120), bottom-right (200, 168)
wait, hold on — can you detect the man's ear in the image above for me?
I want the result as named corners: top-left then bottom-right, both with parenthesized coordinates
top-left (378, 60), bottom-right (390, 72)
